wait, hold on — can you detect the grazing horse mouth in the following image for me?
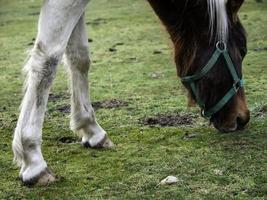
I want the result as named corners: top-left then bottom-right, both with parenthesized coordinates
top-left (211, 110), bottom-right (250, 133)
top-left (181, 41), bottom-right (243, 120)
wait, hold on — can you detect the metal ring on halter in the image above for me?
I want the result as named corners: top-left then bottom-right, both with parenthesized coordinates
top-left (216, 41), bottom-right (226, 52)
top-left (233, 80), bottom-right (241, 93)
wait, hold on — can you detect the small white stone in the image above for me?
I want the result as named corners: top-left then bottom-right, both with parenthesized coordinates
top-left (214, 169), bottom-right (223, 176)
top-left (160, 176), bottom-right (178, 185)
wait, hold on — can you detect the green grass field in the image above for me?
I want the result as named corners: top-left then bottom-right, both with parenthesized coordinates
top-left (0, 0), bottom-right (266, 199)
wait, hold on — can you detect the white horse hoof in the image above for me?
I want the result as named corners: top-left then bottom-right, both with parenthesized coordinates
top-left (82, 135), bottom-right (114, 149)
top-left (22, 168), bottom-right (56, 187)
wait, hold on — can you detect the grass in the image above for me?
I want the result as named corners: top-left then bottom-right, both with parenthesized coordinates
top-left (0, 0), bottom-right (266, 199)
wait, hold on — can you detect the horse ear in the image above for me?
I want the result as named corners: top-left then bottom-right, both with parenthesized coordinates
top-left (228, 0), bottom-right (244, 20)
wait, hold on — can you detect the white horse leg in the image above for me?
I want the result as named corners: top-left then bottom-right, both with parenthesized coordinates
top-left (12, 0), bottom-right (89, 186)
top-left (65, 14), bottom-right (113, 148)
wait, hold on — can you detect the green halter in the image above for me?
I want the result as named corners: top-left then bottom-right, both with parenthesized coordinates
top-left (181, 41), bottom-right (243, 118)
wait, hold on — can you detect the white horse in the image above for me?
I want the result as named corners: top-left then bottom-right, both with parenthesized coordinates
top-left (13, 0), bottom-right (113, 186)
top-left (12, 0), bottom-right (248, 186)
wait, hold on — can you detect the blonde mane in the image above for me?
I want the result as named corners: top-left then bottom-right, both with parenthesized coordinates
top-left (207, 0), bottom-right (228, 42)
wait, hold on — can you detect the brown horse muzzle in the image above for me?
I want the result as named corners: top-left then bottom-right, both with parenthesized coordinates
top-left (212, 96), bottom-right (250, 133)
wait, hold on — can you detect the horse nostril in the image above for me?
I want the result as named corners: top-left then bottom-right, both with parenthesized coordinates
top-left (236, 115), bottom-right (250, 130)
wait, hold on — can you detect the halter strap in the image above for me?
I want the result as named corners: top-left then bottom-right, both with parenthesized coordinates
top-left (181, 41), bottom-right (243, 118)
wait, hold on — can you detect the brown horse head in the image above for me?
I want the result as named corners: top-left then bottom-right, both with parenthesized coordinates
top-left (148, 0), bottom-right (250, 132)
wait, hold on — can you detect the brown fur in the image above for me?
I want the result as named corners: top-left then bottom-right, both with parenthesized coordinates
top-left (148, 0), bottom-right (250, 131)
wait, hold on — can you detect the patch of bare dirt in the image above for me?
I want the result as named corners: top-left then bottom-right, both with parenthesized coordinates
top-left (56, 105), bottom-right (70, 114)
top-left (92, 99), bottom-right (128, 110)
top-left (140, 113), bottom-right (197, 127)
top-left (48, 93), bottom-right (69, 102)
top-left (55, 99), bottom-right (128, 114)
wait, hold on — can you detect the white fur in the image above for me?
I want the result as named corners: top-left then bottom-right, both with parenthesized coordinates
top-left (12, 0), bottom-right (109, 182)
top-left (207, 0), bottom-right (228, 42)
top-left (65, 14), bottom-right (107, 146)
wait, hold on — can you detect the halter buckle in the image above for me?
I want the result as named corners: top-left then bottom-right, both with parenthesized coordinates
top-left (233, 80), bottom-right (241, 93)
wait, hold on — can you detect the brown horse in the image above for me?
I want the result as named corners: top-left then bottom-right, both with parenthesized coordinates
top-left (12, 0), bottom-right (250, 186)
top-left (148, 0), bottom-right (250, 132)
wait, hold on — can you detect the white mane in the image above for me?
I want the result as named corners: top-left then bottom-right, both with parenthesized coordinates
top-left (207, 0), bottom-right (228, 42)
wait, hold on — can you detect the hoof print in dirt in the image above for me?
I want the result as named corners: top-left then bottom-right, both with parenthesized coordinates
top-left (58, 136), bottom-right (78, 144)
top-left (140, 113), bottom-right (196, 127)
top-left (92, 99), bottom-right (128, 110)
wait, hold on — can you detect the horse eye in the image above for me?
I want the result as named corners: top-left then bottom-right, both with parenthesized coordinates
top-left (240, 46), bottom-right (247, 58)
